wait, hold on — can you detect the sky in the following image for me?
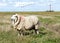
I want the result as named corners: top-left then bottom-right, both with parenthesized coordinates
top-left (0, 0), bottom-right (60, 12)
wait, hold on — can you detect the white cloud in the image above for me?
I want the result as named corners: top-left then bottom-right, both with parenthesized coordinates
top-left (0, 0), bottom-right (56, 7)
top-left (50, 0), bottom-right (56, 2)
top-left (13, 1), bottom-right (51, 7)
top-left (2, 0), bottom-right (6, 2)
top-left (14, 2), bottom-right (35, 7)
top-left (0, 2), bottom-right (7, 7)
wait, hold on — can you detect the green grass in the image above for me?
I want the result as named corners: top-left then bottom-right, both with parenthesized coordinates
top-left (0, 12), bottom-right (60, 43)
top-left (0, 30), bottom-right (60, 43)
top-left (39, 18), bottom-right (56, 24)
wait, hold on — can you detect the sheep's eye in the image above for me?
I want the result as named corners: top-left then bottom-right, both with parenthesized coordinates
top-left (11, 19), bottom-right (14, 21)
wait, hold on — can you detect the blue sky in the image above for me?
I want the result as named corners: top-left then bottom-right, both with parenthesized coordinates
top-left (0, 0), bottom-right (60, 11)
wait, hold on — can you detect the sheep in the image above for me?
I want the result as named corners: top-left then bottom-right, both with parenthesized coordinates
top-left (11, 14), bottom-right (40, 36)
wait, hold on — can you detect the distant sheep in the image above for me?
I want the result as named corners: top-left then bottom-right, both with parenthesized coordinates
top-left (11, 14), bottom-right (40, 36)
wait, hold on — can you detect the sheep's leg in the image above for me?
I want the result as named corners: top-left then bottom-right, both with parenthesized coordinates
top-left (20, 30), bottom-right (24, 36)
top-left (35, 25), bottom-right (39, 34)
top-left (17, 29), bottom-right (20, 36)
top-left (17, 29), bottom-right (23, 36)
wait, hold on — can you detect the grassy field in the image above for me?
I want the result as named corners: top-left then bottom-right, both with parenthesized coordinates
top-left (0, 12), bottom-right (60, 43)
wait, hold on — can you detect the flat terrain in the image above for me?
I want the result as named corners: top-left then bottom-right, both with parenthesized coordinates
top-left (0, 12), bottom-right (60, 43)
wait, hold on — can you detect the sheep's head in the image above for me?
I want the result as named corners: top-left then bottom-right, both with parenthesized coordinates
top-left (11, 14), bottom-right (25, 29)
top-left (11, 14), bottom-right (18, 28)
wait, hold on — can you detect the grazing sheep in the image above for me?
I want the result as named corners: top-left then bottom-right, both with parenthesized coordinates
top-left (11, 14), bottom-right (40, 36)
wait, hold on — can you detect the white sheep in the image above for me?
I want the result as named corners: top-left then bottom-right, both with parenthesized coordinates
top-left (11, 14), bottom-right (40, 36)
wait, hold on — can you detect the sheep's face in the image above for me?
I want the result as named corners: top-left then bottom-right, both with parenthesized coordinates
top-left (11, 15), bottom-right (18, 27)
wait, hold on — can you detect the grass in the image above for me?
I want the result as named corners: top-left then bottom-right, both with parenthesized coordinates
top-left (0, 12), bottom-right (60, 43)
top-left (0, 29), bottom-right (60, 43)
